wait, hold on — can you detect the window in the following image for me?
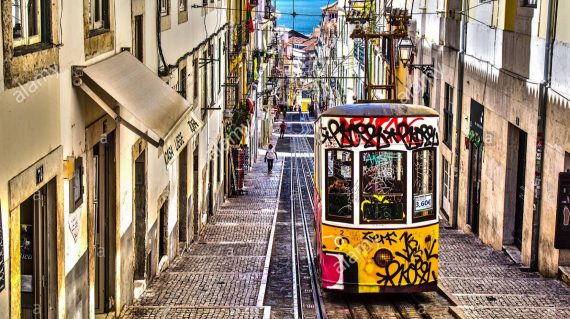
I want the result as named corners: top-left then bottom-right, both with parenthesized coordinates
top-left (133, 15), bottom-right (144, 62)
top-left (12, 0), bottom-right (42, 46)
top-left (218, 38), bottom-right (222, 94)
top-left (325, 150), bottom-right (353, 222)
top-left (412, 148), bottom-right (437, 222)
top-left (89, 0), bottom-right (110, 31)
top-left (179, 66), bottom-right (187, 98)
top-left (193, 57), bottom-right (198, 99)
top-left (522, 0), bottom-right (537, 7)
top-left (202, 51), bottom-right (208, 119)
top-left (442, 157), bottom-right (450, 200)
top-left (443, 83), bottom-right (454, 147)
top-left (360, 151), bottom-right (406, 223)
top-left (160, 0), bottom-right (169, 16)
top-left (210, 44), bottom-right (214, 103)
top-left (179, 0), bottom-right (187, 11)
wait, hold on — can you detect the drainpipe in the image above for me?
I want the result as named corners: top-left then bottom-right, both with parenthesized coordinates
top-left (531, 0), bottom-right (557, 271)
top-left (451, 0), bottom-right (468, 228)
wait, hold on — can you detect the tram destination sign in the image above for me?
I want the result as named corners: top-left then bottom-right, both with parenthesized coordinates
top-left (161, 110), bottom-right (204, 167)
top-left (414, 194), bottom-right (433, 212)
top-left (555, 172), bottom-right (570, 249)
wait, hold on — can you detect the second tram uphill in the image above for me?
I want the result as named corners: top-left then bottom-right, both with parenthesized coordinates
top-left (313, 103), bottom-right (440, 293)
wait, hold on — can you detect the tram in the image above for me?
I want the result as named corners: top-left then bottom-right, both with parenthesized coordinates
top-left (314, 103), bottom-right (440, 293)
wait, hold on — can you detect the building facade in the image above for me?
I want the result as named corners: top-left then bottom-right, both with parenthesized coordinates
top-left (0, 0), bottom-right (268, 317)
top-left (320, 0), bottom-right (570, 278)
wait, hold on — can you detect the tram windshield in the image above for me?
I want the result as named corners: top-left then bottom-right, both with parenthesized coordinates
top-left (360, 151), bottom-right (406, 223)
top-left (412, 148), bottom-right (437, 222)
top-left (326, 150), bottom-right (353, 222)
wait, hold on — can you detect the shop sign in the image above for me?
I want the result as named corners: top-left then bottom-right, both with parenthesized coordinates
top-left (162, 110), bottom-right (204, 167)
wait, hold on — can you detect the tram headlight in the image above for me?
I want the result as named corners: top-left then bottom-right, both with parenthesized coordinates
top-left (373, 249), bottom-right (393, 268)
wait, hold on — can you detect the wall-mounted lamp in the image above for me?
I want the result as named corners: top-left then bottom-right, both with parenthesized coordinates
top-left (398, 37), bottom-right (434, 79)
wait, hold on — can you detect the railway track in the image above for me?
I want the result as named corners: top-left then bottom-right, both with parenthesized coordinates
top-left (287, 113), bottom-right (450, 319)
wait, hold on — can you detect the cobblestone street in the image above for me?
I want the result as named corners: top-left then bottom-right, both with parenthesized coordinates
top-left (122, 118), bottom-right (570, 319)
top-left (121, 131), bottom-right (283, 318)
top-left (439, 224), bottom-right (570, 318)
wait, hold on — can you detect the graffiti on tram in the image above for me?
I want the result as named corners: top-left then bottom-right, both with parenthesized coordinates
top-left (320, 117), bottom-right (439, 150)
top-left (320, 224), bottom-right (439, 292)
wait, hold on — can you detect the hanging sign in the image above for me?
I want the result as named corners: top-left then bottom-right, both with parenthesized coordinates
top-left (162, 110), bottom-right (204, 167)
top-left (555, 172), bottom-right (570, 249)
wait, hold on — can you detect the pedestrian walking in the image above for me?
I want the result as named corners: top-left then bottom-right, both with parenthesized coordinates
top-left (265, 144), bottom-right (278, 173)
top-left (279, 121), bottom-right (286, 139)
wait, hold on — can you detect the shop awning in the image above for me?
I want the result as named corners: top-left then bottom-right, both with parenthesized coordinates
top-left (76, 51), bottom-right (203, 167)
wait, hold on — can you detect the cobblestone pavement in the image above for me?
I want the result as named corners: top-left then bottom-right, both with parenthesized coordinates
top-left (120, 126), bottom-right (283, 319)
top-left (439, 224), bottom-right (570, 318)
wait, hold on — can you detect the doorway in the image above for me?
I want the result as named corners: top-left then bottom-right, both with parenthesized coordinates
top-left (158, 202), bottom-right (168, 261)
top-left (93, 131), bottom-right (117, 314)
top-left (504, 125), bottom-right (527, 249)
top-left (20, 179), bottom-right (58, 319)
top-left (192, 148), bottom-right (200, 239)
top-left (178, 147), bottom-right (188, 247)
top-left (134, 150), bottom-right (147, 281)
top-left (467, 100), bottom-right (484, 235)
top-left (208, 159), bottom-right (214, 216)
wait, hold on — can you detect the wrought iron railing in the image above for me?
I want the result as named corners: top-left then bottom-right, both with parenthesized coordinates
top-left (345, 0), bottom-right (374, 24)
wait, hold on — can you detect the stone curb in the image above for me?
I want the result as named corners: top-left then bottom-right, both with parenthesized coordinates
top-left (437, 283), bottom-right (469, 319)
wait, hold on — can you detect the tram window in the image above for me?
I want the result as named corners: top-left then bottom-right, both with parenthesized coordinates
top-left (360, 151), bottom-right (406, 223)
top-left (325, 150), bottom-right (353, 222)
top-left (412, 148), bottom-right (437, 222)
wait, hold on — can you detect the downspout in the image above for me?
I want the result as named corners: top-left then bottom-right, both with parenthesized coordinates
top-left (451, 0), bottom-right (468, 228)
top-left (531, 0), bottom-right (557, 270)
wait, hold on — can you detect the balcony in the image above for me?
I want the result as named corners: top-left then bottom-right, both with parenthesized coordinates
top-left (230, 24), bottom-right (244, 57)
top-left (345, 0), bottom-right (374, 24)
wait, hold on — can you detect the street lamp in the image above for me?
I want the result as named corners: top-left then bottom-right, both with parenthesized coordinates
top-left (398, 37), bottom-right (414, 67)
top-left (397, 37), bottom-right (434, 79)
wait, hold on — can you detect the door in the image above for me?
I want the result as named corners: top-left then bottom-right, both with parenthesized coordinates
top-left (94, 132), bottom-right (116, 314)
top-left (467, 143), bottom-right (483, 234)
top-left (208, 160), bottom-right (214, 216)
top-left (193, 149), bottom-right (199, 238)
top-left (20, 179), bottom-right (57, 319)
top-left (134, 150), bottom-right (147, 280)
top-left (467, 100), bottom-right (484, 235)
top-left (514, 131), bottom-right (527, 249)
top-left (158, 202), bottom-right (167, 260)
top-left (179, 147), bottom-right (188, 246)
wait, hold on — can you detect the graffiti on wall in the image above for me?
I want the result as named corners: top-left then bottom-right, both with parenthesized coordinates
top-left (320, 117), bottom-right (439, 150)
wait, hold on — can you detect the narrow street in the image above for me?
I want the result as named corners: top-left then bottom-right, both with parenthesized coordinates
top-left (121, 114), bottom-right (570, 318)
top-left (120, 130), bottom-right (284, 318)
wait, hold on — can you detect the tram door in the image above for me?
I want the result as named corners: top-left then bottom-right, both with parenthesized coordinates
top-left (94, 132), bottom-right (116, 314)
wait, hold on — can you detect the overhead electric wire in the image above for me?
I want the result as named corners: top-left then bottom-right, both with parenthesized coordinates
top-left (193, 5), bottom-right (325, 17)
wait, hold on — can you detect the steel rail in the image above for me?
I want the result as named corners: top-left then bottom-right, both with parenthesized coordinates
top-left (292, 114), bottom-right (327, 319)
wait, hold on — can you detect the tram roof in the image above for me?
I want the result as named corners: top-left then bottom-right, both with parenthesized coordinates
top-left (319, 103), bottom-right (439, 118)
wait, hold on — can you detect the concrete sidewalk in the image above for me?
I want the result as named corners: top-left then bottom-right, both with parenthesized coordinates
top-left (439, 223), bottom-right (570, 319)
top-left (121, 129), bottom-right (283, 319)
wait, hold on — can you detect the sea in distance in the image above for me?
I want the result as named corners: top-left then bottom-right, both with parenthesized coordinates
top-left (275, 0), bottom-right (332, 35)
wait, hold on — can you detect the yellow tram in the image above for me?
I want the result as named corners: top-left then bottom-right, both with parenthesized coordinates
top-left (313, 103), bottom-right (440, 293)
